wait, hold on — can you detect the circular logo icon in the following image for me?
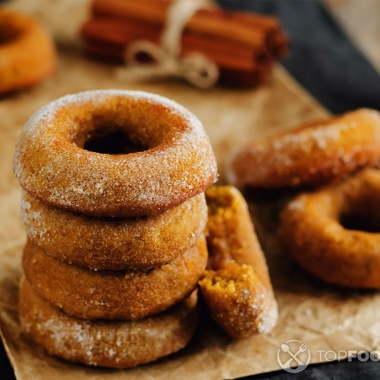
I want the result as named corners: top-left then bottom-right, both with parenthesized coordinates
top-left (277, 339), bottom-right (311, 373)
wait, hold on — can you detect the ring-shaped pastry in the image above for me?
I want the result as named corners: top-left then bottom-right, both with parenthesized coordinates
top-left (19, 278), bottom-right (199, 369)
top-left (14, 90), bottom-right (218, 217)
top-left (227, 109), bottom-right (380, 189)
top-left (0, 9), bottom-right (56, 94)
top-left (23, 238), bottom-right (207, 320)
top-left (21, 191), bottom-right (207, 270)
top-left (279, 169), bottom-right (380, 288)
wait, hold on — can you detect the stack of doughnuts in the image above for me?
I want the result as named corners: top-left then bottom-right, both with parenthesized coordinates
top-left (14, 90), bottom-right (218, 368)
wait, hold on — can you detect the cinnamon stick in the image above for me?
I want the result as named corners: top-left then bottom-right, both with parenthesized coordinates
top-left (92, 0), bottom-right (277, 52)
top-left (81, 18), bottom-right (267, 71)
top-left (81, 0), bottom-right (289, 87)
top-left (83, 38), bottom-right (268, 88)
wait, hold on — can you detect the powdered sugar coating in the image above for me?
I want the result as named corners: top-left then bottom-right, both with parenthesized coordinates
top-left (14, 90), bottom-right (218, 217)
top-left (226, 108), bottom-right (380, 189)
top-left (20, 191), bottom-right (207, 270)
top-left (19, 278), bottom-right (199, 369)
top-left (286, 196), bottom-right (306, 212)
top-left (23, 238), bottom-right (207, 320)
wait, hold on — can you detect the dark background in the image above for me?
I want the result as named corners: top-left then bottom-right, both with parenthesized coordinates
top-left (220, 0), bottom-right (380, 114)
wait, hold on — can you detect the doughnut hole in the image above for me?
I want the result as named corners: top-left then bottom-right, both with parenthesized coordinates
top-left (340, 211), bottom-right (380, 233)
top-left (339, 187), bottom-right (380, 233)
top-left (0, 17), bottom-right (23, 44)
top-left (84, 128), bottom-right (148, 154)
top-left (61, 96), bottom-right (182, 155)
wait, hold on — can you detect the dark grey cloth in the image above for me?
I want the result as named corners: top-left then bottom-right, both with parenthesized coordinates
top-left (219, 0), bottom-right (380, 114)
top-left (237, 357), bottom-right (380, 380)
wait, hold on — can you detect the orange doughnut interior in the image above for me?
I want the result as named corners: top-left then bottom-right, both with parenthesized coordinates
top-left (199, 186), bottom-right (278, 338)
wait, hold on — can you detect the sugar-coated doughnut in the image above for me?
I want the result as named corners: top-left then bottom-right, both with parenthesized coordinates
top-left (23, 238), bottom-right (207, 320)
top-left (279, 169), bottom-right (380, 288)
top-left (0, 9), bottom-right (56, 94)
top-left (14, 90), bottom-right (218, 217)
top-left (21, 191), bottom-right (207, 270)
top-left (226, 109), bottom-right (380, 189)
top-left (199, 186), bottom-right (277, 338)
top-left (19, 278), bottom-right (199, 369)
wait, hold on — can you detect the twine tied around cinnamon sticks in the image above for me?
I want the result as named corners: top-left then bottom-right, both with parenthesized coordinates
top-left (82, 0), bottom-right (289, 88)
top-left (117, 0), bottom-right (220, 89)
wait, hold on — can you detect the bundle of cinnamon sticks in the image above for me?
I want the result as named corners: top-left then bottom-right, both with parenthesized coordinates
top-left (81, 0), bottom-right (289, 87)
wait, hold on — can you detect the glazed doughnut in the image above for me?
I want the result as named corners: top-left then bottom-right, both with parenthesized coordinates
top-left (19, 278), bottom-right (199, 369)
top-left (0, 9), bottom-right (56, 94)
top-left (14, 90), bottom-right (218, 217)
top-left (226, 109), bottom-right (380, 189)
top-left (23, 238), bottom-right (207, 320)
top-left (279, 169), bottom-right (380, 288)
top-left (21, 191), bottom-right (207, 270)
top-left (199, 186), bottom-right (277, 339)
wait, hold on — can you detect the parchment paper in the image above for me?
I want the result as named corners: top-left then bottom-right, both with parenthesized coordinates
top-left (2, 2), bottom-right (380, 379)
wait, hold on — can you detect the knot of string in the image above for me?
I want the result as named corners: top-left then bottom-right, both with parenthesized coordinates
top-left (119, 0), bottom-right (219, 89)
